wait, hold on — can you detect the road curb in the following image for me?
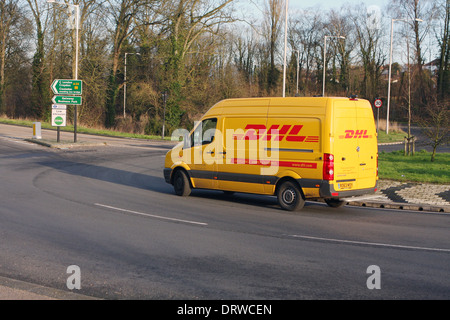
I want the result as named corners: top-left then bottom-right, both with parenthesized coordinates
top-left (0, 276), bottom-right (100, 300)
top-left (24, 138), bottom-right (107, 149)
top-left (346, 200), bottom-right (450, 213)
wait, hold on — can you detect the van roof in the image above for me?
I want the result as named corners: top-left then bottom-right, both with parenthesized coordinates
top-left (216, 96), bottom-right (363, 105)
top-left (203, 97), bottom-right (368, 117)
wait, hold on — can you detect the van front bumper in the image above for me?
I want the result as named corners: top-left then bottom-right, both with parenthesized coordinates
top-left (164, 168), bottom-right (172, 184)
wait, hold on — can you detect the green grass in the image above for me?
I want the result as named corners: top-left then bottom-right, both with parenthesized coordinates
top-left (0, 117), bottom-right (169, 141)
top-left (377, 130), bottom-right (406, 144)
top-left (378, 150), bottom-right (450, 184)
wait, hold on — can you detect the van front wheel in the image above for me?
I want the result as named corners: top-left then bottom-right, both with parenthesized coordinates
top-left (277, 181), bottom-right (305, 211)
top-left (173, 170), bottom-right (191, 197)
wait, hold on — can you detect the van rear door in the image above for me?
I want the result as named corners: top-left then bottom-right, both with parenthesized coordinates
top-left (355, 101), bottom-right (378, 189)
top-left (333, 100), bottom-right (359, 191)
top-left (333, 99), bottom-right (377, 192)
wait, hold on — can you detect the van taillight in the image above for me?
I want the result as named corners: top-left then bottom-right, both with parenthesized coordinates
top-left (323, 153), bottom-right (334, 181)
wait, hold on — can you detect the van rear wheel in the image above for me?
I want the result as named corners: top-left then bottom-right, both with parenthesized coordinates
top-left (277, 181), bottom-right (305, 211)
top-left (325, 198), bottom-right (346, 208)
top-left (173, 170), bottom-right (191, 197)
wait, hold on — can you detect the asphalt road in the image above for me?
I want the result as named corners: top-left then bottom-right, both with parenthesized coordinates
top-left (378, 126), bottom-right (449, 153)
top-left (0, 126), bottom-right (449, 300)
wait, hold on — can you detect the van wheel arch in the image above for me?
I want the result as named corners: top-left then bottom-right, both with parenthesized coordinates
top-left (275, 178), bottom-right (306, 211)
top-left (172, 167), bottom-right (192, 196)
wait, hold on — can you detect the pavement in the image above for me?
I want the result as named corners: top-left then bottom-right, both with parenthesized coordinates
top-left (345, 180), bottom-right (450, 213)
top-left (0, 123), bottom-right (449, 300)
top-left (0, 276), bottom-right (99, 300)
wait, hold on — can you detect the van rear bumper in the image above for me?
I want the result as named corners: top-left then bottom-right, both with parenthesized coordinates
top-left (318, 181), bottom-right (378, 198)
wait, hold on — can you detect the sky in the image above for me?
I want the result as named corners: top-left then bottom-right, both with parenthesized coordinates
top-left (238, 0), bottom-right (439, 64)
top-left (290, 0), bottom-right (438, 63)
top-left (290, 0), bottom-right (390, 11)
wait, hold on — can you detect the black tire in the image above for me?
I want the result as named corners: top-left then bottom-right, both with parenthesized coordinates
top-left (325, 198), bottom-right (346, 208)
top-left (277, 181), bottom-right (305, 211)
top-left (173, 170), bottom-right (191, 197)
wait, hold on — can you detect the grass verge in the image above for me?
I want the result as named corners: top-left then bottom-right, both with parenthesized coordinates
top-left (378, 150), bottom-right (450, 184)
top-left (0, 117), bottom-right (168, 140)
top-left (377, 130), bottom-right (406, 144)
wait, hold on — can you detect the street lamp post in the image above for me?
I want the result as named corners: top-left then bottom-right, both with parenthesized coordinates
top-left (162, 91), bottom-right (168, 139)
top-left (386, 17), bottom-right (423, 134)
top-left (124, 52), bottom-right (140, 119)
top-left (323, 35), bottom-right (345, 97)
top-left (47, 0), bottom-right (79, 143)
top-left (282, 0), bottom-right (289, 97)
top-left (295, 49), bottom-right (300, 96)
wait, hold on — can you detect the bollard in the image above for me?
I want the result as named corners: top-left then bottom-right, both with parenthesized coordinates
top-left (32, 122), bottom-right (42, 139)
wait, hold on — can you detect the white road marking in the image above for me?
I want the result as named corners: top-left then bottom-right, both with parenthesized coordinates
top-left (287, 234), bottom-right (450, 253)
top-left (94, 203), bottom-right (208, 226)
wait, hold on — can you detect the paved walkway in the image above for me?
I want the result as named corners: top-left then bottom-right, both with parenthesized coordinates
top-left (346, 180), bottom-right (450, 213)
top-left (0, 276), bottom-right (98, 300)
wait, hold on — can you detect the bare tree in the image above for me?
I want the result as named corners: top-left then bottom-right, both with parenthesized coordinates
top-left (154, 0), bottom-right (236, 133)
top-left (437, 0), bottom-right (449, 99)
top-left (389, 0), bottom-right (439, 108)
top-left (351, 4), bottom-right (385, 101)
top-left (290, 8), bottom-right (323, 95)
top-left (0, 0), bottom-right (32, 117)
top-left (260, 0), bottom-right (283, 95)
top-left (327, 7), bottom-right (354, 96)
top-left (0, 0), bottom-right (18, 113)
top-left (104, 0), bottom-right (146, 127)
top-left (416, 96), bottom-right (449, 161)
top-left (26, 0), bottom-right (51, 119)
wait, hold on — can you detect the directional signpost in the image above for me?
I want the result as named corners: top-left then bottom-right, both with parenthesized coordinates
top-left (51, 79), bottom-right (82, 95)
top-left (52, 95), bottom-right (82, 105)
top-left (51, 79), bottom-right (83, 142)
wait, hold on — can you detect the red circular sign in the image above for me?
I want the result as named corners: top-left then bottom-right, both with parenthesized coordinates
top-left (374, 99), bottom-right (382, 108)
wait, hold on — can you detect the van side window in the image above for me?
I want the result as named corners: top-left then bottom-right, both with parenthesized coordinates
top-left (191, 118), bottom-right (217, 147)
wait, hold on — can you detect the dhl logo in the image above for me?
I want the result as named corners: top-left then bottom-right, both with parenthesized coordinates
top-left (339, 130), bottom-right (372, 139)
top-left (233, 124), bottom-right (319, 142)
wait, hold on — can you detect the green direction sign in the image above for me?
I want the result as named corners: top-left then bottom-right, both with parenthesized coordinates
top-left (51, 79), bottom-right (82, 95)
top-left (52, 95), bottom-right (82, 105)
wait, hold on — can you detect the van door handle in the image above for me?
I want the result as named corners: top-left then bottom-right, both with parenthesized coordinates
top-left (206, 151), bottom-right (215, 155)
top-left (219, 151), bottom-right (226, 155)
top-left (360, 163), bottom-right (366, 166)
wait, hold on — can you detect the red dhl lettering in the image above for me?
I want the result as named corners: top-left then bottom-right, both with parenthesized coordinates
top-left (233, 124), bottom-right (317, 142)
top-left (339, 130), bottom-right (372, 139)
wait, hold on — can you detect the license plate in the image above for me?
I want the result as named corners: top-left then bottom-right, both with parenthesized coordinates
top-left (338, 182), bottom-right (353, 190)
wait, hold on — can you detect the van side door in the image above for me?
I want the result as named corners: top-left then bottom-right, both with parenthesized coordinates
top-left (186, 117), bottom-right (218, 190)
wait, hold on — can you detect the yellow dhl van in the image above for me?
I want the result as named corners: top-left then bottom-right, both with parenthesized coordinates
top-left (164, 97), bottom-right (378, 211)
